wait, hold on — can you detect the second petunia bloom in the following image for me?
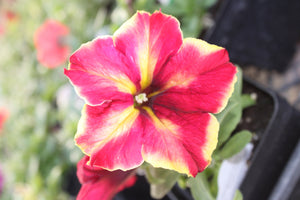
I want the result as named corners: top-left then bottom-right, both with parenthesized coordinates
top-left (65, 11), bottom-right (237, 177)
top-left (76, 156), bottom-right (136, 200)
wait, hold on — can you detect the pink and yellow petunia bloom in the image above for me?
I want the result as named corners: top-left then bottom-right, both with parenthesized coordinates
top-left (77, 156), bottom-right (136, 200)
top-left (65, 11), bottom-right (237, 177)
top-left (34, 20), bottom-right (70, 68)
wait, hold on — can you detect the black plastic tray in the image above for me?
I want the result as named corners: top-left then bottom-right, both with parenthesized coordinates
top-left (239, 77), bottom-right (300, 200)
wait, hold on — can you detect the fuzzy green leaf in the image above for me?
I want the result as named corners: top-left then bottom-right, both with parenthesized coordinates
top-left (215, 67), bottom-right (243, 146)
top-left (233, 190), bottom-right (243, 200)
top-left (187, 173), bottom-right (215, 200)
top-left (204, 0), bottom-right (218, 8)
top-left (144, 165), bottom-right (180, 199)
top-left (241, 94), bottom-right (256, 109)
top-left (219, 130), bottom-right (252, 159)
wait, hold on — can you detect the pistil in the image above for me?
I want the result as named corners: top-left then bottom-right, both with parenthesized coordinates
top-left (135, 93), bottom-right (148, 105)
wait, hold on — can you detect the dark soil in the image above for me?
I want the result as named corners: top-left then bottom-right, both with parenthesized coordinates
top-left (235, 79), bottom-right (274, 156)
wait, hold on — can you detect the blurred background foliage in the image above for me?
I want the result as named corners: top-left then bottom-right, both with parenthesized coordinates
top-left (0, 0), bottom-right (218, 199)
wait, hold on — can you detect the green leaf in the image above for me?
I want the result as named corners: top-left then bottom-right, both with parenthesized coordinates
top-left (241, 94), bottom-right (256, 109)
top-left (177, 175), bottom-right (188, 189)
top-left (207, 166), bottom-right (220, 198)
top-left (216, 100), bottom-right (242, 146)
top-left (203, 0), bottom-right (218, 8)
top-left (233, 190), bottom-right (243, 200)
top-left (187, 173), bottom-right (215, 200)
top-left (231, 66), bottom-right (243, 98)
top-left (219, 130), bottom-right (252, 159)
top-left (215, 67), bottom-right (243, 146)
top-left (144, 164), bottom-right (180, 199)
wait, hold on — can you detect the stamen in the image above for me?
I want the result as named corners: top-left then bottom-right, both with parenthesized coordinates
top-left (135, 93), bottom-right (148, 104)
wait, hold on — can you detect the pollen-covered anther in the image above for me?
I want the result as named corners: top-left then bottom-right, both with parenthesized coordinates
top-left (135, 93), bottom-right (148, 104)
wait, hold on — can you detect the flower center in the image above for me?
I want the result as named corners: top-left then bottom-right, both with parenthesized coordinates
top-left (134, 93), bottom-right (148, 105)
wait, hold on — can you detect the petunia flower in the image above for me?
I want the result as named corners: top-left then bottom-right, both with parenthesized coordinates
top-left (65, 11), bottom-right (237, 177)
top-left (0, 107), bottom-right (8, 132)
top-left (76, 156), bottom-right (136, 200)
top-left (34, 20), bottom-right (70, 68)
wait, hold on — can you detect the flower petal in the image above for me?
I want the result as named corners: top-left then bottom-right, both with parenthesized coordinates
top-left (75, 102), bottom-right (144, 171)
top-left (77, 156), bottom-right (105, 184)
top-left (141, 105), bottom-right (219, 177)
top-left (65, 36), bottom-right (140, 106)
top-left (151, 38), bottom-right (237, 113)
top-left (113, 11), bottom-right (183, 90)
top-left (77, 156), bottom-right (136, 200)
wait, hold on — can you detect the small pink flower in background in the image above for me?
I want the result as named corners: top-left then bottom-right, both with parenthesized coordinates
top-left (65, 11), bottom-right (237, 177)
top-left (4, 10), bottom-right (16, 21)
top-left (34, 20), bottom-right (70, 68)
top-left (0, 107), bottom-right (9, 132)
top-left (77, 156), bottom-right (136, 200)
top-left (0, 10), bottom-right (17, 36)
